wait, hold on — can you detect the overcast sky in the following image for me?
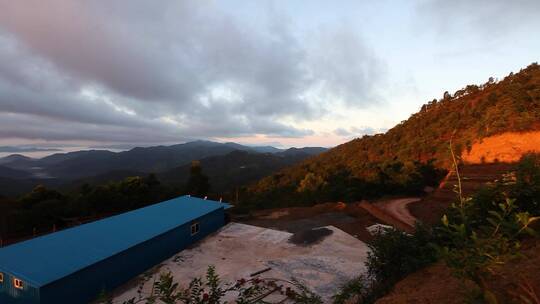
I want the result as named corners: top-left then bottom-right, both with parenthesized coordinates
top-left (0, 0), bottom-right (539, 157)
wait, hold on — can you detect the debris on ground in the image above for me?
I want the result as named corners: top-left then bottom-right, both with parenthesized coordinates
top-left (288, 227), bottom-right (334, 246)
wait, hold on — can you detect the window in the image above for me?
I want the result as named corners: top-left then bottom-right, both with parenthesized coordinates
top-left (191, 222), bottom-right (200, 235)
top-left (13, 278), bottom-right (23, 290)
top-left (0, 272), bottom-right (3, 283)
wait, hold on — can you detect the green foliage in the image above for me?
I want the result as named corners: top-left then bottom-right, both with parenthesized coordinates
top-left (332, 276), bottom-right (371, 304)
top-left (0, 174), bottom-right (180, 240)
top-left (297, 172), bottom-right (326, 193)
top-left (332, 225), bottom-right (437, 304)
top-left (1, 161), bottom-right (222, 241)
top-left (366, 225), bottom-right (437, 285)
top-left (20, 184), bottom-right (63, 208)
top-left (336, 153), bottom-right (540, 303)
top-left (436, 153), bottom-right (540, 303)
top-left (243, 160), bottom-right (446, 210)
top-left (513, 153), bottom-right (540, 212)
top-left (185, 161), bottom-right (210, 197)
top-left (99, 266), bottom-right (322, 304)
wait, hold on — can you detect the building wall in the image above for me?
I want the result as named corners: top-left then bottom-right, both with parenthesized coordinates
top-left (3, 207), bottom-right (225, 304)
top-left (0, 271), bottom-right (40, 304)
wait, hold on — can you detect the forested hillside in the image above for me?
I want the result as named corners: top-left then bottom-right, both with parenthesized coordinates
top-left (243, 63), bottom-right (540, 208)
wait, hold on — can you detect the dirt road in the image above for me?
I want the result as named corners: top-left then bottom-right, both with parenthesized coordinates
top-left (377, 198), bottom-right (421, 227)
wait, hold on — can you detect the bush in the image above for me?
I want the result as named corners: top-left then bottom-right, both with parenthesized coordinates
top-left (436, 153), bottom-right (540, 303)
top-left (366, 224), bottom-right (437, 286)
top-left (99, 266), bottom-right (322, 304)
top-left (332, 276), bottom-right (370, 304)
top-left (334, 225), bottom-right (437, 304)
top-left (336, 153), bottom-right (540, 304)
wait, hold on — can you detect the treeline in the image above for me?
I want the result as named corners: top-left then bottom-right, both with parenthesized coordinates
top-left (0, 158), bottom-right (446, 241)
top-left (240, 160), bottom-right (447, 211)
top-left (245, 63), bottom-right (540, 207)
top-left (0, 162), bottom-right (211, 243)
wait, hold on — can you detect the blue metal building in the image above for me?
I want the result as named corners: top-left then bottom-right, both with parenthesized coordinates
top-left (0, 195), bottom-right (231, 304)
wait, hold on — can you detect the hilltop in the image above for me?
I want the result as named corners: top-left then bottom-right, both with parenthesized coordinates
top-left (244, 63), bottom-right (540, 208)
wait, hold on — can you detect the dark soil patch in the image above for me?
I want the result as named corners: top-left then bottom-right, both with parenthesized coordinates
top-left (288, 227), bottom-right (334, 246)
top-left (238, 202), bottom-right (380, 242)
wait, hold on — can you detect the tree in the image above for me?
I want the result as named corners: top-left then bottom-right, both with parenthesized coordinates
top-left (443, 91), bottom-right (452, 100)
top-left (185, 161), bottom-right (210, 197)
top-left (21, 185), bottom-right (63, 208)
top-left (144, 173), bottom-right (160, 187)
top-left (296, 172), bottom-right (326, 193)
top-left (0, 198), bottom-right (14, 241)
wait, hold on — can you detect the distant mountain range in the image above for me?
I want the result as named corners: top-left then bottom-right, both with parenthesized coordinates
top-left (0, 141), bottom-right (327, 197)
top-left (0, 165), bottom-right (32, 179)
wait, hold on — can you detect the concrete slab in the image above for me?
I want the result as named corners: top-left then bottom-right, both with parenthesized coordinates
top-left (112, 223), bottom-right (370, 303)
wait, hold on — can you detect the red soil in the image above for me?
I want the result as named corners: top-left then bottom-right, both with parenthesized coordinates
top-left (462, 131), bottom-right (540, 164)
top-left (377, 239), bottom-right (540, 304)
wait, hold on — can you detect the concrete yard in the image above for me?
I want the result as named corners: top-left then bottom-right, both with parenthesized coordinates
top-left (112, 223), bottom-right (370, 303)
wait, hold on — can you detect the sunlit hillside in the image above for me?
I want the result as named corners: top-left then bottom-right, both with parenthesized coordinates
top-left (245, 63), bottom-right (540, 207)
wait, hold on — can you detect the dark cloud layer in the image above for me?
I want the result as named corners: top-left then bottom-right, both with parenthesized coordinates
top-left (0, 146), bottom-right (61, 153)
top-left (0, 0), bottom-right (385, 146)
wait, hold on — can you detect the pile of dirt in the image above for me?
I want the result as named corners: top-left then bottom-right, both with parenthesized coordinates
top-left (288, 227), bottom-right (334, 246)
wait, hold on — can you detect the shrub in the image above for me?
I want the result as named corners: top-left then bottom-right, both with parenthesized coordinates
top-left (366, 224), bottom-right (437, 284)
top-left (437, 150), bottom-right (540, 303)
top-left (334, 225), bottom-right (437, 304)
top-left (99, 266), bottom-right (322, 304)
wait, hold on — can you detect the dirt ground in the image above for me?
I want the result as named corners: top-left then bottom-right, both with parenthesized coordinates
top-left (111, 223), bottom-right (371, 303)
top-left (376, 238), bottom-right (540, 304)
top-left (238, 202), bottom-right (381, 242)
top-left (409, 163), bottom-right (516, 225)
top-left (375, 198), bottom-right (420, 227)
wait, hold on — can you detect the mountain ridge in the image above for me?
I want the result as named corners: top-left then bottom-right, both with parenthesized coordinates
top-left (244, 63), bottom-right (540, 207)
top-left (0, 141), bottom-right (327, 180)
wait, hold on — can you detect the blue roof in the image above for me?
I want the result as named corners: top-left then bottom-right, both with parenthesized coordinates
top-left (0, 196), bottom-right (230, 287)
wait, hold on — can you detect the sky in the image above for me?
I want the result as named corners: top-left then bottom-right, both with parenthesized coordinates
top-left (0, 0), bottom-right (539, 157)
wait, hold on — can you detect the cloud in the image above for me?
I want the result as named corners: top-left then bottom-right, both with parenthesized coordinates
top-left (334, 126), bottom-right (386, 137)
top-left (416, 0), bottom-right (540, 37)
top-left (0, 146), bottom-right (62, 153)
top-left (305, 26), bottom-right (386, 106)
top-left (0, 0), bottom-right (385, 146)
